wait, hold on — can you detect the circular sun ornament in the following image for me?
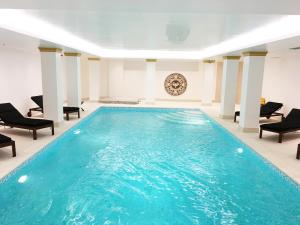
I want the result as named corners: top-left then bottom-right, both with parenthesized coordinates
top-left (164, 73), bottom-right (187, 96)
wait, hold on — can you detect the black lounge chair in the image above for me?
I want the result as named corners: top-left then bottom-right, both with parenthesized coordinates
top-left (28, 95), bottom-right (80, 120)
top-left (259, 108), bottom-right (300, 143)
top-left (234, 101), bottom-right (283, 122)
top-left (0, 103), bottom-right (54, 140)
top-left (0, 134), bottom-right (16, 157)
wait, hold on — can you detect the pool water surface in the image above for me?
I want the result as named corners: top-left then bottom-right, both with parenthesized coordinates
top-left (0, 107), bottom-right (299, 224)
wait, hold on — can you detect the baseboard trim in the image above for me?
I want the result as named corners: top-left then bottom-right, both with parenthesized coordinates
top-left (219, 115), bottom-right (234, 119)
top-left (155, 98), bottom-right (201, 103)
top-left (239, 127), bottom-right (259, 133)
top-left (54, 121), bottom-right (64, 127)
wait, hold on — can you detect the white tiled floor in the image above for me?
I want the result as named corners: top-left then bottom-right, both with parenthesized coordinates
top-left (0, 101), bottom-right (299, 185)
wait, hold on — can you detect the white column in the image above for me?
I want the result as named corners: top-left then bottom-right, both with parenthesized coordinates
top-left (202, 60), bottom-right (216, 105)
top-left (64, 52), bottom-right (81, 107)
top-left (108, 60), bottom-right (124, 100)
top-left (39, 47), bottom-right (64, 124)
top-left (88, 57), bottom-right (101, 102)
top-left (239, 52), bottom-right (267, 132)
top-left (145, 59), bottom-right (157, 103)
top-left (220, 56), bottom-right (240, 119)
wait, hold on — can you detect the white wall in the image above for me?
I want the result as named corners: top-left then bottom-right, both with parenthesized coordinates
top-left (0, 47), bottom-right (89, 116)
top-left (108, 60), bottom-right (125, 100)
top-left (262, 53), bottom-right (300, 114)
top-left (79, 57), bottom-right (108, 100)
top-left (123, 61), bottom-right (146, 100)
top-left (123, 70), bottom-right (146, 100)
top-left (80, 56), bottom-right (89, 99)
top-left (201, 62), bottom-right (216, 104)
top-left (105, 60), bottom-right (203, 101)
top-left (156, 61), bottom-right (202, 101)
top-left (0, 47), bottom-right (42, 114)
top-left (100, 59), bottom-right (109, 98)
top-left (61, 56), bottom-right (68, 101)
top-left (4, 47), bottom-right (300, 117)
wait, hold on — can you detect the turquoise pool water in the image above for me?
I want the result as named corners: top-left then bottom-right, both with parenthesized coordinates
top-left (0, 107), bottom-right (299, 224)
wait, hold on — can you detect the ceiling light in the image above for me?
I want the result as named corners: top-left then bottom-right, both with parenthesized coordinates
top-left (166, 21), bottom-right (190, 44)
top-left (0, 10), bottom-right (300, 59)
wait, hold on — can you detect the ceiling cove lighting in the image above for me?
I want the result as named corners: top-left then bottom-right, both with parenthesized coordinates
top-left (0, 10), bottom-right (300, 59)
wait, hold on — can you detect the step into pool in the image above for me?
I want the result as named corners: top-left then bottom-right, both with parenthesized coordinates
top-left (0, 107), bottom-right (299, 224)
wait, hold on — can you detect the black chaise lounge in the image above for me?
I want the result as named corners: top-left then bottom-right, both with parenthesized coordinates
top-left (259, 108), bottom-right (300, 143)
top-left (0, 103), bottom-right (54, 140)
top-left (234, 101), bottom-right (283, 122)
top-left (0, 134), bottom-right (16, 157)
top-left (28, 95), bottom-right (80, 120)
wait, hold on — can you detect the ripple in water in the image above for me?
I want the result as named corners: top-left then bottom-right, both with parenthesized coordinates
top-left (0, 107), bottom-right (299, 225)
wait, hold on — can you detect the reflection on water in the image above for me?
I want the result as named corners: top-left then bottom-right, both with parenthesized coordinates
top-left (0, 107), bottom-right (299, 225)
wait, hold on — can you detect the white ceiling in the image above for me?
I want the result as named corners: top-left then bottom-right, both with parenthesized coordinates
top-left (27, 10), bottom-right (281, 51)
top-left (1, 0), bottom-right (300, 14)
top-left (0, 1), bottom-right (300, 59)
top-left (2, 27), bottom-right (300, 60)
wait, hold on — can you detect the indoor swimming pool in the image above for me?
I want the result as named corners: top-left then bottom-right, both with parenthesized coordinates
top-left (0, 107), bottom-right (299, 224)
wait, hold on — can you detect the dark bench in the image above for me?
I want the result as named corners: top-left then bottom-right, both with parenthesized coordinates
top-left (28, 95), bottom-right (80, 121)
top-left (0, 103), bottom-right (54, 140)
top-left (0, 134), bottom-right (16, 157)
top-left (235, 101), bottom-right (283, 122)
top-left (260, 108), bottom-right (300, 143)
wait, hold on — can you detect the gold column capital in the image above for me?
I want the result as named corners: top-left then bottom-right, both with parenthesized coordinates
top-left (223, 56), bottom-right (241, 60)
top-left (88, 57), bottom-right (101, 61)
top-left (38, 47), bottom-right (62, 53)
top-left (242, 51), bottom-right (268, 57)
top-left (203, 59), bottom-right (215, 63)
top-left (145, 59), bottom-right (157, 62)
top-left (64, 52), bottom-right (81, 57)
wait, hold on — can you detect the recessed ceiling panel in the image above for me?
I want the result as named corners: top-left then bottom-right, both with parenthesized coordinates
top-left (26, 10), bottom-right (280, 51)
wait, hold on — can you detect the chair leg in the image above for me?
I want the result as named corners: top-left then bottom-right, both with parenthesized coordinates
top-left (278, 133), bottom-right (283, 143)
top-left (33, 129), bottom-right (37, 140)
top-left (259, 129), bottom-right (263, 138)
top-left (234, 115), bottom-right (237, 123)
top-left (78, 110), bottom-right (80, 118)
top-left (11, 141), bottom-right (16, 157)
top-left (297, 144), bottom-right (300, 160)
top-left (51, 124), bottom-right (55, 135)
top-left (81, 101), bottom-right (85, 111)
top-left (66, 113), bottom-right (69, 121)
top-left (27, 109), bottom-right (32, 117)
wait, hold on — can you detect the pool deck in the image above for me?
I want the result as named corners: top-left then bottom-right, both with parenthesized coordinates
top-left (0, 101), bottom-right (300, 185)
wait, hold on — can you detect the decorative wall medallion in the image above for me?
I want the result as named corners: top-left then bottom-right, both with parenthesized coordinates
top-left (164, 73), bottom-right (187, 96)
